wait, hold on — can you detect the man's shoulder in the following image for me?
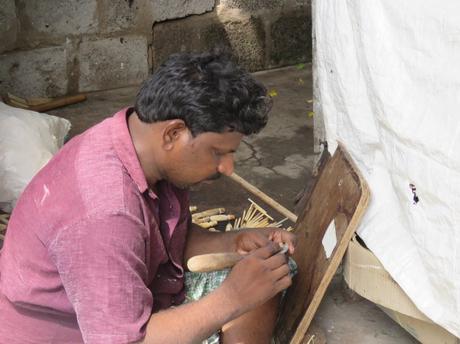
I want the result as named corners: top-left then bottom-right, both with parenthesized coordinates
top-left (26, 124), bottom-right (143, 226)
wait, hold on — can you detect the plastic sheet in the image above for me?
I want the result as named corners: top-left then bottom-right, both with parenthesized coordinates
top-left (0, 102), bottom-right (71, 212)
top-left (314, 0), bottom-right (460, 337)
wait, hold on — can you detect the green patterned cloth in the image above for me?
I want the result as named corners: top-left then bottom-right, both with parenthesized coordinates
top-left (184, 257), bottom-right (298, 344)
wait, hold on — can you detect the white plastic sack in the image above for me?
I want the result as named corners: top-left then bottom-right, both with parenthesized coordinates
top-left (0, 102), bottom-right (71, 212)
top-left (314, 0), bottom-right (460, 337)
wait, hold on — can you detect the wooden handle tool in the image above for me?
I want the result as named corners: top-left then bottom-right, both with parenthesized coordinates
top-left (187, 244), bottom-right (289, 273)
top-left (187, 252), bottom-right (242, 273)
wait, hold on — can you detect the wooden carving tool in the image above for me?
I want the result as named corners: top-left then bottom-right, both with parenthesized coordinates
top-left (187, 244), bottom-right (289, 273)
top-left (187, 252), bottom-right (242, 272)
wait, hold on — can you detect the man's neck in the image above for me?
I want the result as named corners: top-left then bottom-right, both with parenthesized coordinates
top-left (127, 111), bottom-right (163, 186)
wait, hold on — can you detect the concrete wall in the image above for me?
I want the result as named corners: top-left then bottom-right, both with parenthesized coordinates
top-left (0, 0), bottom-right (311, 97)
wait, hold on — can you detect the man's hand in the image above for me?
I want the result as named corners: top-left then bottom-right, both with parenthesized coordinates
top-left (220, 242), bottom-right (292, 314)
top-left (234, 228), bottom-right (297, 255)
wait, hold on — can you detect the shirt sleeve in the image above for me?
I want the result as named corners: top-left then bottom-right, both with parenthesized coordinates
top-left (49, 211), bottom-right (152, 344)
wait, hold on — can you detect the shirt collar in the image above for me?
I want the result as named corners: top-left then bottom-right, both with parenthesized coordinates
top-left (110, 107), bottom-right (151, 195)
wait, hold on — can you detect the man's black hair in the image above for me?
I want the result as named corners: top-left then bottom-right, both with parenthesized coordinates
top-left (134, 50), bottom-right (272, 136)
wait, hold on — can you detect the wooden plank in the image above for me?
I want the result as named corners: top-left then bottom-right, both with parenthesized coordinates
top-left (274, 143), bottom-right (370, 344)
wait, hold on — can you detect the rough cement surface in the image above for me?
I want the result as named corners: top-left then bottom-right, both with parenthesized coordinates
top-left (153, 11), bottom-right (265, 71)
top-left (152, 0), bottom-right (215, 23)
top-left (0, 0), bottom-right (17, 53)
top-left (48, 66), bottom-right (417, 343)
top-left (16, 0), bottom-right (98, 47)
top-left (100, 0), bottom-right (148, 33)
top-left (234, 66), bottom-right (314, 203)
top-left (316, 276), bottom-right (418, 344)
top-left (79, 36), bottom-right (149, 92)
top-left (219, 0), bottom-right (286, 11)
top-left (269, 8), bottom-right (312, 67)
top-left (218, 10), bottom-right (266, 71)
top-left (0, 46), bottom-right (67, 97)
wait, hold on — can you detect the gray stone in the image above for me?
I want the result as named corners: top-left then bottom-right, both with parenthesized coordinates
top-left (0, 46), bottom-right (67, 97)
top-left (151, 0), bottom-right (215, 22)
top-left (269, 8), bottom-right (312, 67)
top-left (0, 0), bottom-right (17, 53)
top-left (16, 0), bottom-right (98, 46)
top-left (78, 36), bottom-right (149, 92)
top-left (219, 0), bottom-right (284, 11)
top-left (100, 0), bottom-right (154, 34)
top-left (153, 11), bottom-right (265, 71)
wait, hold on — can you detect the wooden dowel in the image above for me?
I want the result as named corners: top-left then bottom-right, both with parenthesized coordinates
top-left (230, 173), bottom-right (298, 222)
top-left (273, 217), bottom-right (289, 227)
top-left (198, 221), bottom-right (218, 229)
top-left (246, 213), bottom-right (264, 227)
top-left (248, 198), bottom-right (273, 220)
top-left (29, 94), bottom-right (87, 112)
top-left (192, 208), bottom-right (225, 219)
top-left (209, 214), bottom-right (235, 222)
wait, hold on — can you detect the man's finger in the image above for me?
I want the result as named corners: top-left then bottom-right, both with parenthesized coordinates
top-left (250, 242), bottom-right (279, 259)
top-left (271, 262), bottom-right (290, 281)
top-left (264, 251), bottom-right (288, 270)
top-left (271, 230), bottom-right (297, 255)
top-left (275, 274), bottom-right (292, 293)
top-left (253, 234), bottom-right (271, 247)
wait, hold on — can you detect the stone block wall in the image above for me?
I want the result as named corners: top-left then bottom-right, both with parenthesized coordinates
top-left (0, 0), bottom-right (311, 97)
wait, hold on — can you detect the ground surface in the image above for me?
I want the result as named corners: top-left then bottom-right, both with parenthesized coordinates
top-left (46, 65), bottom-right (418, 343)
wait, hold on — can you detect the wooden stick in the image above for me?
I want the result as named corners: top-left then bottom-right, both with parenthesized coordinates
top-left (246, 213), bottom-right (265, 227)
top-left (209, 214), bottom-right (235, 222)
top-left (4, 94), bottom-right (87, 112)
top-left (198, 221), bottom-right (218, 229)
top-left (248, 198), bottom-right (274, 221)
top-left (245, 204), bottom-right (256, 222)
top-left (273, 217), bottom-right (289, 227)
top-left (241, 209), bottom-right (247, 226)
top-left (229, 174), bottom-right (298, 222)
top-left (255, 219), bottom-right (270, 228)
top-left (0, 215), bottom-right (9, 225)
top-left (192, 216), bottom-right (210, 224)
top-left (192, 208), bottom-right (225, 219)
top-left (29, 94), bottom-right (87, 112)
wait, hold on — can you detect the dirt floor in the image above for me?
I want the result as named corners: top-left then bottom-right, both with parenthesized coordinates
top-left (46, 65), bottom-right (418, 343)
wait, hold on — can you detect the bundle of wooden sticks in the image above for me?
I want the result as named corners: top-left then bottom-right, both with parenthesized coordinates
top-left (191, 198), bottom-right (293, 232)
top-left (0, 213), bottom-right (10, 240)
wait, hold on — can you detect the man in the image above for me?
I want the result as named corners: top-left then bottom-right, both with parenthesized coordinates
top-left (0, 50), bottom-right (296, 343)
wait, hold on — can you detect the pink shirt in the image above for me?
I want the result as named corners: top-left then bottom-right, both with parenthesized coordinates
top-left (0, 108), bottom-right (190, 343)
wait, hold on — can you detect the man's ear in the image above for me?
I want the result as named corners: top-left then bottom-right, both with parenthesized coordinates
top-left (162, 119), bottom-right (189, 150)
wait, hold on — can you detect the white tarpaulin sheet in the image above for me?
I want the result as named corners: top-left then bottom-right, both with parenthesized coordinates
top-left (314, 0), bottom-right (460, 337)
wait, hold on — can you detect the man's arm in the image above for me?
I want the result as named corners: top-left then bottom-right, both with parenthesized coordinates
top-left (183, 223), bottom-right (239, 261)
top-left (141, 244), bottom-right (291, 344)
top-left (184, 223), bottom-right (298, 264)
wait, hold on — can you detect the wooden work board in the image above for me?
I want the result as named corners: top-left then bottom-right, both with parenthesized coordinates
top-left (274, 144), bottom-right (370, 344)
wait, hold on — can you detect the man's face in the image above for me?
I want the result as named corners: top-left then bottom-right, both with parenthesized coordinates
top-left (163, 128), bottom-right (244, 189)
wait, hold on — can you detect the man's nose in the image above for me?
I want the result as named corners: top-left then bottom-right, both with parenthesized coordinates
top-left (217, 154), bottom-right (234, 176)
